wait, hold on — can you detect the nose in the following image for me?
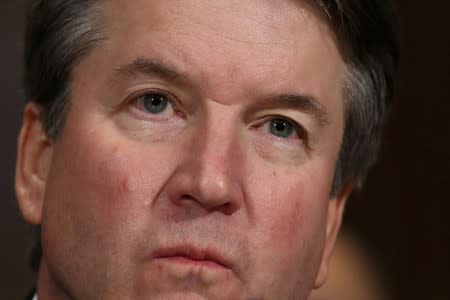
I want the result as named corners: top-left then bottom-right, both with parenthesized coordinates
top-left (165, 118), bottom-right (244, 215)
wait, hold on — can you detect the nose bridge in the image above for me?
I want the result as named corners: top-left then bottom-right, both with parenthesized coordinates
top-left (170, 104), bottom-right (243, 214)
top-left (193, 106), bottom-right (241, 202)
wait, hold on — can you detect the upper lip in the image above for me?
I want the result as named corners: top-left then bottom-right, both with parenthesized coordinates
top-left (153, 245), bottom-right (233, 270)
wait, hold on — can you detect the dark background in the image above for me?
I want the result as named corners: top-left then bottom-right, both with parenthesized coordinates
top-left (1, 1), bottom-right (449, 299)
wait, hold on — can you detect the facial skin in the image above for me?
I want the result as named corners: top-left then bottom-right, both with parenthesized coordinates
top-left (16, 0), bottom-right (350, 299)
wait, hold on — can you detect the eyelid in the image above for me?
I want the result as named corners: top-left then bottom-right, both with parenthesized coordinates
top-left (126, 88), bottom-right (179, 107)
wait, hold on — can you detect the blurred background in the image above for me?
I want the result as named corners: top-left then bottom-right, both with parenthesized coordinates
top-left (1, 1), bottom-right (449, 299)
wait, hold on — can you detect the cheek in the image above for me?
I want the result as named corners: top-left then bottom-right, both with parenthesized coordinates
top-left (241, 166), bottom-right (331, 296)
top-left (43, 127), bottom-right (176, 257)
top-left (245, 162), bottom-right (331, 270)
top-left (54, 144), bottom-right (137, 224)
top-left (248, 165), bottom-right (330, 238)
top-left (256, 182), bottom-right (328, 249)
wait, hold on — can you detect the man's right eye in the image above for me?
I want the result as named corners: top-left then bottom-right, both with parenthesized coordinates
top-left (135, 93), bottom-right (172, 115)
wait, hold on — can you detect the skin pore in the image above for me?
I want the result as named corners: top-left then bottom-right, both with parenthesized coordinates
top-left (16, 0), bottom-right (350, 299)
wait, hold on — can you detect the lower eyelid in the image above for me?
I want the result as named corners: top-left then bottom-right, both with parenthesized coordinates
top-left (251, 130), bottom-right (306, 157)
top-left (128, 101), bottom-right (174, 121)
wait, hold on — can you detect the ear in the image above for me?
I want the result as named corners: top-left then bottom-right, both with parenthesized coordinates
top-left (313, 182), bottom-right (352, 288)
top-left (15, 102), bottom-right (53, 225)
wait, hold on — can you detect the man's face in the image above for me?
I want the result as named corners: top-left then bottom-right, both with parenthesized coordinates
top-left (20, 0), bottom-right (349, 299)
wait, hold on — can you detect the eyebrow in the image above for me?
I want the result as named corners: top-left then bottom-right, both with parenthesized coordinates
top-left (265, 93), bottom-right (330, 127)
top-left (114, 57), bottom-right (188, 84)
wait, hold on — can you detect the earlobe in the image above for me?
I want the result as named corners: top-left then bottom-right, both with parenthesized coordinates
top-left (15, 102), bottom-right (53, 225)
top-left (313, 182), bottom-right (353, 289)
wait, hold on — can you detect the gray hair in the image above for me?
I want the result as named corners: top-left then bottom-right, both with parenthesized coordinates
top-left (25, 0), bottom-right (104, 138)
top-left (24, 0), bottom-right (399, 271)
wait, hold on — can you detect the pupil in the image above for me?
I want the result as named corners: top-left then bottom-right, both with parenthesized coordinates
top-left (275, 121), bottom-right (286, 131)
top-left (143, 94), bottom-right (168, 114)
top-left (152, 97), bottom-right (161, 106)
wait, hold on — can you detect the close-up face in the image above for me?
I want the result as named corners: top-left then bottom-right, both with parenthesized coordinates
top-left (17, 0), bottom-right (350, 299)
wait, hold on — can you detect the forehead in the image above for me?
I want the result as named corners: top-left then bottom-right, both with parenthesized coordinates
top-left (97, 0), bottom-right (345, 103)
top-left (103, 0), bottom-right (340, 55)
top-left (107, 0), bottom-right (322, 36)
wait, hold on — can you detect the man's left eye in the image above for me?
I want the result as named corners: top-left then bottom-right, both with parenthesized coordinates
top-left (138, 93), bottom-right (171, 114)
top-left (263, 117), bottom-right (307, 142)
top-left (269, 118), bottom-right (296, 138)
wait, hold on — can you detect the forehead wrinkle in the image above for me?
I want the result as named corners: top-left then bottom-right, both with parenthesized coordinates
top-left (174, 1), bottom-right (299, 41)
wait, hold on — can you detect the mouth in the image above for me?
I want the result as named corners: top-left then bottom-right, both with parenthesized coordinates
top-left (153, 245), bottom-right (233, 271)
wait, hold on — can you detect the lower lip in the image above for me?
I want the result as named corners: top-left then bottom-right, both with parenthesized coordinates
top-left (155, 256), bottom-right (228, 270)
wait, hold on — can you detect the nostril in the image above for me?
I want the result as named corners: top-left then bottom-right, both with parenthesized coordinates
top-left (177, 193), bottom-right (236, 215)
top-left (182, 194), bottom-right (195, 201)
top-left (175, 194), bottom-right (198, 207)
top-left (214, 202), bottom-right (236, 215)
